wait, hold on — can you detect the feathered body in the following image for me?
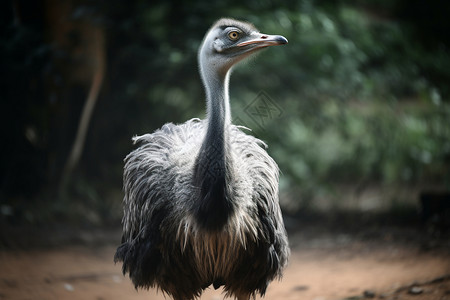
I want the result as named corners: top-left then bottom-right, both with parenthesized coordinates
top-left (115, 18), bottom-right (289, 300)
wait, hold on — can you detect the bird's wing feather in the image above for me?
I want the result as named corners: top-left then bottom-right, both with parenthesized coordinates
top-left (230, 126), bottom-right (289, 273)
top-left (115, 118), bottom-right (204, 289)
top-left (122, 118), bottom-right (204, 240)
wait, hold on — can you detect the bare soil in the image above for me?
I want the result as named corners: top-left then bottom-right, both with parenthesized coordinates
top-left (0, 217), bottom-right (449, 300)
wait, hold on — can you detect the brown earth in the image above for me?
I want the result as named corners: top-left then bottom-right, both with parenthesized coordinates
top-left (0, 218), bottom-right (449, 300)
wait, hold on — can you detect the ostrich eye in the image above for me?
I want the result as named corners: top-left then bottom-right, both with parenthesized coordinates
top-left (228, 31), bottom-right (240, 40)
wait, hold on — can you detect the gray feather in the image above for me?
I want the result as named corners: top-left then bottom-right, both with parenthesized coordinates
top-left (115, 18), bottom-right (289, 300)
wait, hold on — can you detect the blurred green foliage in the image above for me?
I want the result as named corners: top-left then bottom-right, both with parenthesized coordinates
top-left (1, 0), bottom-right (449, 222)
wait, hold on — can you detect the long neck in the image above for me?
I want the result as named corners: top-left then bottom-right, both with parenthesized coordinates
top-left (193, 69), bottom-right (234, 230)
top-left (205, 70), bottom-right (231, 144)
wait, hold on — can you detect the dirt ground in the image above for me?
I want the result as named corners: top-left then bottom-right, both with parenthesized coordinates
top-left (1, 217), bottom-right (449, 300)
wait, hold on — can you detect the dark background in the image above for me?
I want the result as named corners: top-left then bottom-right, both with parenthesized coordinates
top-left (1, 0), bottom-right (449, 240)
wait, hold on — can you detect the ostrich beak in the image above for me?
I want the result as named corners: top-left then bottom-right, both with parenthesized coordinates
top-left (237, 33), bottom-right (288, 49)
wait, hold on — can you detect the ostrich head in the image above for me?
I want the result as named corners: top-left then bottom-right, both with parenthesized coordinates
top-left (198, 18), bottom-right (288, 80)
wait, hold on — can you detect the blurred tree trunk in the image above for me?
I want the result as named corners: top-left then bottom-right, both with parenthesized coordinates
top-left (61, 25), bottom-right (105, 192)
top-left (44, 0), bottom-right (105, 195)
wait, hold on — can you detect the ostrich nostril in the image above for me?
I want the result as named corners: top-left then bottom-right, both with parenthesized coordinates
top-left (261, 35), bottom-right (268, 39)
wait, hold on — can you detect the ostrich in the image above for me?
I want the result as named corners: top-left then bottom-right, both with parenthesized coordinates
top-left (115, 18), bottom-right (289, 300)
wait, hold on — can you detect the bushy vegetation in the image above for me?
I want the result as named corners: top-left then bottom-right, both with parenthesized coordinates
top-left (231, 2), bottom-right (450, 209)
top-left (1, 0), bottom-right (449, 223)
